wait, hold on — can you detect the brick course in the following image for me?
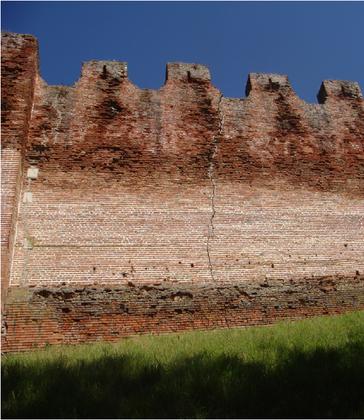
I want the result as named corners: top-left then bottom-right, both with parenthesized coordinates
top-left (1, 33), bottom-right (38, 308)
top-left (1, 32), bottom-right (364, 352)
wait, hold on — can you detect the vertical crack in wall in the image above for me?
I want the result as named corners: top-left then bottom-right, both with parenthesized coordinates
top-left (207, 93), bottom-right (224, 282)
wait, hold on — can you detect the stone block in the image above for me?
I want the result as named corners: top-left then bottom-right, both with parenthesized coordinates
top-left (23, 192), bottom-right (33, 203)
top-left (27, 167), bottom-right (39, 180)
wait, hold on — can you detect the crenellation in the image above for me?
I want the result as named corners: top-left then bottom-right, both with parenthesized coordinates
top-left (1, 32), bottom-right (364, 352)
top-left (165, 62), bottom-right (211, 83)
top-left (80, 60), bottom-right (128, 82)
top-left (317, 80), bottom-right (363, 104)
top-left (245, 73), bottom-right (293, 96)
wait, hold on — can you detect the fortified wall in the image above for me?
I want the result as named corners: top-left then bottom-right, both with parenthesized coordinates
top-left (2, 32), bottom-right (364, 352)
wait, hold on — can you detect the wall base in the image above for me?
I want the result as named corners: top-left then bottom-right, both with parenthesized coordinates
top-left (2, 275), bottom-right (363, 352)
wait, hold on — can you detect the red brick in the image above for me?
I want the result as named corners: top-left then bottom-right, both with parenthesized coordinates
top-left (1, 32), bottom-right (364, 352)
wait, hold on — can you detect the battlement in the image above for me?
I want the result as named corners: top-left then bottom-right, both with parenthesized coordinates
top-left (165, 62), bottom-right (211, 83)
top-left (1, 31), bottom-right (363, 187)
top-left (3, 33), bottom-right (362, 104)
top-left (317, 80), bottom-right (363, 103)
top-left (245, 73), bottom-right (293, 96)
top-left (1, 31), bottom-right (38, 51)
top-left (2, 33), bottom-right (364, 352)
top-left (80, 60), bottom-right (128, 81)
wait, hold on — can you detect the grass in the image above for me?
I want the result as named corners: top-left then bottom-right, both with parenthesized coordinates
top-left (2, 311), bottom-right (364, 418)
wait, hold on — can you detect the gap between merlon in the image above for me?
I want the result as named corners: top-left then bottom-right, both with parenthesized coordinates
top-left (207, 93), bottom-right (224, 282)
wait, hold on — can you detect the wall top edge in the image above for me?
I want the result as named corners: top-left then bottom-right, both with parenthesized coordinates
top-left (2, 32), bottom-right (363, 104)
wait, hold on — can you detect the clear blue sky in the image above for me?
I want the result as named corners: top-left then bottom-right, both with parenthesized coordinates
top-left (2, 1), bottom-right (364, 103)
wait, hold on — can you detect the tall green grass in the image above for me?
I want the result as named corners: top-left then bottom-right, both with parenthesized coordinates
top-left (2, 311), bottom-right (364, 418)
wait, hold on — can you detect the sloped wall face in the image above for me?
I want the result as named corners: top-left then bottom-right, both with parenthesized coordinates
top-left (2, 33), bottom-right (364, 352)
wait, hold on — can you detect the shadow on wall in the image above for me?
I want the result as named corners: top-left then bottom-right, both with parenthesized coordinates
top-left (2, 342), bottom-right (364, 419)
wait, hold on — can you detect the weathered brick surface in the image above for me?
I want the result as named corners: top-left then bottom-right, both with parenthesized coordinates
top-left (1, 33), bottom-right (364, 352)
top-left (3, 274), bottom-right (363, 352)
top-left (1, 33), bottom-right (38, 306)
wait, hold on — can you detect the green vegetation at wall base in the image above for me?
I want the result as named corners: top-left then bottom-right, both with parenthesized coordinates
top-left (2, 311), bottom-right (364, 418)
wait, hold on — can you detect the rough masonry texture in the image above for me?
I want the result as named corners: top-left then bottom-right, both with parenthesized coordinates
top-left (1, 32), bottom-right (364, 352)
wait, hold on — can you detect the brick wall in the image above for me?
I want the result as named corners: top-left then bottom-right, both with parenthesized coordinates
top-left (1, 33), bottom-right (38, 307)
top-left (1, 33), bottom-right (364, 352)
